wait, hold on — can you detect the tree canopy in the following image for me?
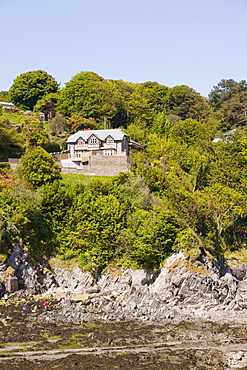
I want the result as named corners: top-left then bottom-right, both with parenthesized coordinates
top-left (209, 79), bottom-right (247, 129)
top-left (57, 72), bottom-right (122, 127)
top-left (9, 70), bottom-right (59, 110)
top-left (2, 71), bottom-right (247, 271)
top-left (19, 146), bottom-right (61, 187)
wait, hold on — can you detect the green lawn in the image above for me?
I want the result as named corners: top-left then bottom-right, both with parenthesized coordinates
top-left (2, 112), bottom-right (24, 124)
top-left (61, 173), bottom-right (112, 184)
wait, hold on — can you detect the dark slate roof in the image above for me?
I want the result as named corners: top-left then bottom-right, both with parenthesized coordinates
top-left (66, 129), bottom-right (128, 143)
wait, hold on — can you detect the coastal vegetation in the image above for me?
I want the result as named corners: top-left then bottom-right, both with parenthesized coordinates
top-left (1, 71), bottom-right (247, 273)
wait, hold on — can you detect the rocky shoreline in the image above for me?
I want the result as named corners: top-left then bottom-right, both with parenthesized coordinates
top-left (1, 245), bottom-right (247, 325)
top-left (2, 245), bottom-right (247, 368)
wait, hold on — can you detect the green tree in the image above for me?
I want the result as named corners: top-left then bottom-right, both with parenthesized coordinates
top-left (0, 117), bottom-right (24, 159)
top-left (0, 185), bottom-right (54, 257)
top-left (110, 80), bottom-right (169, 128)
top-left (209, 79), bottom-right (239, 109)
top-left (19, 147), bottom-right (61, 187)
top-left (170, 118), bottom-right (216, 145)
top-left (9, 70), bottom-right (59, 110)
top-left (207, 139), bottom-right (247, 192)
top-left (145, 133), bottom-right (168, 159)
top-left (0, 91), bottom-right (10, 103)
top-left (126, 207), bottom-right (182, 268)
top-left (34, 92), bottom-right (58, 120)
top-left (57, 72), bottom-right (122, 127)
top-left (208, 79), bottom-right (247, 128)
top-left (62, 192), bottom-right (128, 273)
top-left (124, 85), bottom-right (154, 126)
top-left (0, 209), bottom-right (18, 256)
top-left (50, 114), bottom-right (67, 135)
top-left (125, 122), bottom-right (147, 143)
top-left (25, 128), bottom-right (50, 148)
top-left (150, 111), bottom-right (173, 137)
top-left (135, 82), bottom-right (169, 112)
top-left (109, 80), bottom-right (134, 127)
top-left (166, 85), bottom-right (210, 121)
top-left (202, 184), bottom-right (246, 247)
top-left (67, 114), bottom-right (97, 132)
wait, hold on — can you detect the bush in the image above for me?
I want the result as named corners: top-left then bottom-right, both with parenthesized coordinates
top-left (20, 147), bottom-right (61, 187)
top-left (0, 162), bottom-right (11, 171)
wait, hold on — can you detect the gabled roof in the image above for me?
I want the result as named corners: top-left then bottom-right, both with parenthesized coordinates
top-left (0, 102), bottom-right (15, 107)
top-left (66, 129), bottom-right (128, 143)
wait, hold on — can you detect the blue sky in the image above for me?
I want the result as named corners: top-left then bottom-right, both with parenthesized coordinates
top-left (1, 0), bottom-right (247, 97)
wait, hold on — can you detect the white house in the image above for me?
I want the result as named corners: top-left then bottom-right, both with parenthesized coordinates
top-left (0, 102), bottom-right (19, 111)
top-left (56, 129), bottom-right (143, 176)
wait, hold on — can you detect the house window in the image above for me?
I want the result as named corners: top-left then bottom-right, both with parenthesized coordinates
top-left (75, 151), bottom-right (82, 158)
top-left (89, 136), bottom-right (98, 144)
top-left (106, 136), bottom-right (114, 144)
top-left (77, 138), bottom-right (85, 145)
top-left (104, 150), bottom-right (113, 156)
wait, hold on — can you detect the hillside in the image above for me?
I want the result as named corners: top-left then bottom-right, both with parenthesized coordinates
top-left (1, 74), bottom-right (247, 273)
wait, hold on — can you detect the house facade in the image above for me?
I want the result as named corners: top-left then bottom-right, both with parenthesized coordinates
top-left (56, 129), bottom-right (143, 176)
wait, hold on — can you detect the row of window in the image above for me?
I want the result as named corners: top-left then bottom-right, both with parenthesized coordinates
top-left (77, 136), bottom-right (114, 146)
top-left (75, 150), bottom-right (114, 157)
top-left (104, 150), bottom-right (114, 156)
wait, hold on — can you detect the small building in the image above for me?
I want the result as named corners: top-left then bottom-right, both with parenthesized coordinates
top-left (58, 129), bottom-right (143, 176)
top-left (5, 276), bottom-right (18, 293)
top-left (39, 112), bottom-right (45, 122)
top-left (0, 102), bottom-right (19, 111)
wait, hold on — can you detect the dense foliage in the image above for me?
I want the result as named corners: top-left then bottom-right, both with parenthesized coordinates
top-left (19, 147), bottom-right (61, 188)
top-left (9, 70), bottom-right (59, 110)
top-left (208, 79), bottom-right (247, 129)
top-left (2, 123), bottom-right (247, 272)
top-left (0, 117), bottom-right (24, 159)
top-left (1, 70), bottom-right (247, 272)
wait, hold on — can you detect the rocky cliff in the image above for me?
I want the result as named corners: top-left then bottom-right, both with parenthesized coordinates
top-left (1, 244), bottom-right (247, 324)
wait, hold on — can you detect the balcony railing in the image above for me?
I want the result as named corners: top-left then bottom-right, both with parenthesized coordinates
top-left (88, 143), bottom-right (100, 149)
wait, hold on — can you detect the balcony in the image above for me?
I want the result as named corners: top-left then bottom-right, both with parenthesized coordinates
top-left (75, 144), bottom-right (87, 150)
top-left (88, 143), bottom-right (100, 149)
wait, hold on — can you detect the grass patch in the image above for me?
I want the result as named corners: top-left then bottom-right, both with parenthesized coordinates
top-left (61, 173), bottom-right (112, 185)
top-left (84, 323), bottom-right (103, 328)
top-left (58, 342), bottom-right (81, 349)
top-left (71, 334), bottom-right (86, 339)
top-left (48, 335), bottom-right (62, 340)
top-left (19, 342), bottom-right (38, 347)
top-left (168, 258), bottom-right (208, 276)
top-left (48, 257), bottom-right (81, 272)
top-left (2, 112), bottom-right (24, 124)
top-left (41, 330), bottom-right (62, 340)
top-left (28, 341), bottom-right (44, 347)
top-left (225, 247), bottom-right (247, 266)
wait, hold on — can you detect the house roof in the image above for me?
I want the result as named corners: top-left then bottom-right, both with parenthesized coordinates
top-left (66, 129), bottom-right (129, 143)
top-left (0, 102), bottom-right (15, 107)
top-left (130, 140), bottom-right (144, 149)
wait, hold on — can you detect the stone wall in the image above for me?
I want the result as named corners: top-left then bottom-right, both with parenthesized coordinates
top-left (61, 155), bottom-right (131, 176)
top-left (90, 155), bottom-right (130, 176)
top-left (8, 158), bottom-right (20, 170)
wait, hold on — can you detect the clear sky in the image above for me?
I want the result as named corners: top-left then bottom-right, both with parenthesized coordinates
top-left (1, 0), bottom-right (247, 97)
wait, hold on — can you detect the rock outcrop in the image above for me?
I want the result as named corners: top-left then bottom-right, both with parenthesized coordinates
top-left (1, 245), bottom-right (247, 323)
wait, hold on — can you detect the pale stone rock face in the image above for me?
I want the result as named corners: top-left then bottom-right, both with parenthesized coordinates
top-left (2, 248), bottom-right (247, 323)
top-left (228, 351), bottom-right (247, 368)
